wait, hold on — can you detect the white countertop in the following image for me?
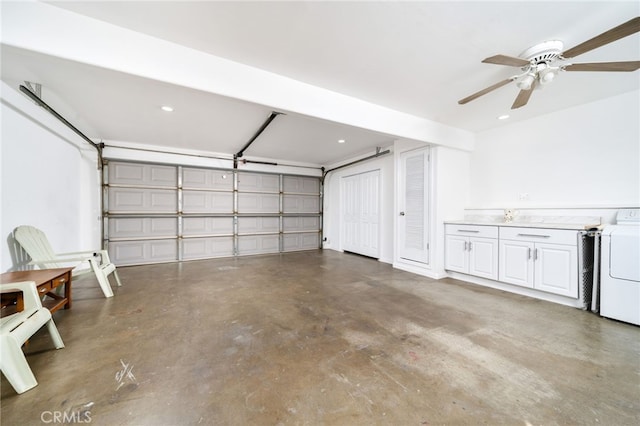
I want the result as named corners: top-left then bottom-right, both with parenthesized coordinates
top-left (444, 219), bottom-right (601, 231)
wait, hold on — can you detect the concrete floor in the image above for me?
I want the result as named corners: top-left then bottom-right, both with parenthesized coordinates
top-left (2, 250), bottom-right (639, 425)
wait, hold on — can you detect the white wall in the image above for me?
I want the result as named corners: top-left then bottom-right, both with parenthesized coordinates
top-left (322, 150), bottom-right (395, 264)
top-left (0, 82), bottom-right (100, 271)
top-left (469, 90), bottom-right (640, 209)
top-left (431, 146), bottom-right (471, 275)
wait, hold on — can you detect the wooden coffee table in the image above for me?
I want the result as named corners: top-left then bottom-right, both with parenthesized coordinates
top-left (0, 267), bottom-right (73, 315)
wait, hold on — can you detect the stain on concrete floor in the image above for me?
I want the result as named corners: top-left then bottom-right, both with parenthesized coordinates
top-left (2, 250), bottom-right (639, 425)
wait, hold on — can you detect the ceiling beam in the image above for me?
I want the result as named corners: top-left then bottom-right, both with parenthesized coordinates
top-left (1, 2), bottom-right (475, 151)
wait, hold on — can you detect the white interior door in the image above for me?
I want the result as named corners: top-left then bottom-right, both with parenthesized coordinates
top-left (341, 170), bottom-right (380, 258)
top-left (398, 148), bottom-right (429, 264)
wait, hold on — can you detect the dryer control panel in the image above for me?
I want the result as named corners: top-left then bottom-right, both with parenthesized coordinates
top-left (616, 209), bottom-right (640, 224)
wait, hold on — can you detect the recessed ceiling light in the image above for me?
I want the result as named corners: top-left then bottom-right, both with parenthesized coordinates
top-left (497, 114), bottom-right (510, 120)
top-left (161, 105), bottom-right (174, 112)
top-left (338, 139), bottom-right (346, 144)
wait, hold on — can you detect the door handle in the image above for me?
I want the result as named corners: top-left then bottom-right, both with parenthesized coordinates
top-left (399, 212), bottom-right (405, 216)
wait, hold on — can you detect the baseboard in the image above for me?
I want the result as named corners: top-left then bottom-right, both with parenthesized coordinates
top-left (446, 271), bottom-right (585, 308)
top-left (392, 261), bottom-right (446, 280)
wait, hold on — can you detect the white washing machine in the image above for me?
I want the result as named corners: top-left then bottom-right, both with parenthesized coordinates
top-left (600, 209), bottom-right (640, 325)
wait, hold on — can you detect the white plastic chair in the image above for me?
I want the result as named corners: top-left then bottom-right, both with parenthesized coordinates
top-left (1, 281), bottom-right (65, 394)
top-left (14, 225), bottom-right (122, 298)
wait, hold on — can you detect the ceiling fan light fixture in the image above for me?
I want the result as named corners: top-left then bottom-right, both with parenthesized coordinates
top-left (459, 18), bottom-right (640, 111)
top-left (516, 73), bottom-right (536, 90)
top-left (538, 65), bottom-right (557, 85)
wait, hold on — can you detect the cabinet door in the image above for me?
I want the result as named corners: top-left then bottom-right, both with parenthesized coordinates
top-left (499, 240), bottom-right (534, 288)
top-left (469, 237), bottom-right (498, 280)
top-left (445, 235), bottom-right (468, 273)
top-left (534, 243), bottom-right (578, 297)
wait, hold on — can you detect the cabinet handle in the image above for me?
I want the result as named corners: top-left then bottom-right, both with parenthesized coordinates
top-left (463, 241), bottom-right (468, 251)
top-left (468, 242), bottom-right (472, 251)
top-left (399, 212), bottom-right (405, 216)
top-left (517, 233), bottom-right (550, 238)
top-left (534, 248), bottom-right (538, 261)
top-left (458, 229), bottom-right (479, 233)
top-left (528, 248), bottom-right (532, 259)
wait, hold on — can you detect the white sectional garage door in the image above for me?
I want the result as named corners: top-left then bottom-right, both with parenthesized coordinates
top-left (104, 161), bottom-right (321, 266)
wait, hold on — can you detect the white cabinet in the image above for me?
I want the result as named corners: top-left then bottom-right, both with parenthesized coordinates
top-left (534, 242), bottom-right (578, 297)
top-left (445, 225), bottom-right (498, 280)
top-left (499, 239), bottom-right (533, 287)
top-left (499, 227), bottom-right (578, 298)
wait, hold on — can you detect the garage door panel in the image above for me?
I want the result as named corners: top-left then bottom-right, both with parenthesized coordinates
top-left (238, 235), bottom-right (280, 255)
top-left (283, 216), bottom-right (320, 232)
top-left (238, 217), bottom-right (280, 234)
top-left (109, 162), bottom-right (177, 187)
top-left (109, 217), bottom-right (177, 239)
top-left (108, 187), bottom-right (177, 213)
top-left (238, 172), bottom-right (279, 193)
top-left (183, 191), bottom-right (233, 213)
top-left (109, 239), bottom-right (177, 265)
top-left (183, 217), bottom-right (234, 236)
top-left (237, 193), bottom-right (279, 213)
top-left (283, 176), bottom-right (319, 194)
top-left (183, 168), bottom-right (233, 190)
top-left (283, 195), bottom-right (320, 213)
top-left (283, 233), bottom-right (319, 251)
top-left (182, 237), bottom-right (234, 259)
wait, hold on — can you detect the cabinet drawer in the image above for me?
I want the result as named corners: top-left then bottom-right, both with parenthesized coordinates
top-left (51, 273), bottom-right (70, 290)
top-left (38, 281), bottom-right (52, 295)
top-left (445, 224), bottom-right (498, 238)
top-left (499, 227), bottom-right (578, 245)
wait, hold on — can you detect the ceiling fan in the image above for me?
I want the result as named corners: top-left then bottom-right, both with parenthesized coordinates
top-left (459, 16), bottom-right (640, 109)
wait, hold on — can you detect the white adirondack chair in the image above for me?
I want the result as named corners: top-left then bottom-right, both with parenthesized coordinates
top-left (1, 281), bottom-right (65, 394)
top-left (14, 225), bottom-right (122, 298)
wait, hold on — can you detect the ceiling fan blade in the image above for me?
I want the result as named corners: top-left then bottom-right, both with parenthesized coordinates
top-left (511, 81), bottom-right (537, 109)
top-left (564, 61), bottom-right (640, 72)
top-left (482, 55), bottom-right (530, 67)
top-left (563, 16), bottom-right (640, 58)
top-left (458, 78), bottom-right (514, 105)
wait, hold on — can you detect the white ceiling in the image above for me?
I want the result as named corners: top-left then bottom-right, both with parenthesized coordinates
top-left (2, 1), bottom-right (639, 166)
